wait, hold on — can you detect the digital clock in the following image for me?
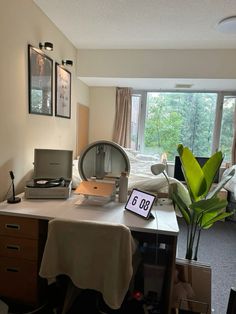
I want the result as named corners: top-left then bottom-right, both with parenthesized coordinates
top-left (125, 188), bottom-right (156, 219)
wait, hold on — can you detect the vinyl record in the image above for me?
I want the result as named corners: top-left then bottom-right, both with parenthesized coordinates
top-left (26, 178), bottom-right (64, 188)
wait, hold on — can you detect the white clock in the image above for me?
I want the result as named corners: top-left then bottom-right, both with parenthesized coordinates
top-left (125, 188), bottom-right (156, 219)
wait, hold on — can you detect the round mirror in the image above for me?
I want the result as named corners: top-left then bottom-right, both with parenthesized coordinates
top-left (79, 140), bottom-right (130, 181)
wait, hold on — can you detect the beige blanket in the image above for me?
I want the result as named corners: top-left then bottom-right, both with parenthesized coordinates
top-left (39, 218), bottom-right (136, 309)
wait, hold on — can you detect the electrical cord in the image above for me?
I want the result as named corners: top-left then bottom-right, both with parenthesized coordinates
top-left (154, 207), bottom-right (159, 265)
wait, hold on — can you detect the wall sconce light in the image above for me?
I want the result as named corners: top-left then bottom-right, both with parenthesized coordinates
top-left (62, 60), bottom-right (73, 66)
top-left (39, 42), bottom-right (53, 51)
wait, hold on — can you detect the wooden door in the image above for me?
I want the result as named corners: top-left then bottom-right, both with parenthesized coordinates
top-left (77, 104), bottom-right (89, 156)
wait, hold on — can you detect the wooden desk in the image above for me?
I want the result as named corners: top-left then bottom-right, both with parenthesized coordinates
top-left (0, 194), bottom-right (179, 313)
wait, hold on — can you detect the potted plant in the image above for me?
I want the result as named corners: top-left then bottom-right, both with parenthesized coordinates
top-left (171, 144), bottom-right (235, 313)
top-left (172, 144), bottom-right (235, 261)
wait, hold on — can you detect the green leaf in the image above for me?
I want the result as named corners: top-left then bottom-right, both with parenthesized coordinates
top-left (206, 168), bottom-right (235, 199)
top-left (172, 191), bottom-right (191, 224)
top-left (189, 197), bottom-right (228, 230)
top-left (201, 211), bottom-right (235, 229)
top-left (177, 144), bottom-right (207, 202)
top-left (190, 197), bottom-right (228, 215)
top-left (199, 202), bottom-right (228, 226)
top-left (202, 151), bottom-right (223, 194)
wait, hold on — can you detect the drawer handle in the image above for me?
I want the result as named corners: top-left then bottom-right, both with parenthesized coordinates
top-left (6, 267), bottom-right (19, 273)
top-left (5, 223), bottom-right (20, 230)
top-left (6, 245), bottom-right (20, 251)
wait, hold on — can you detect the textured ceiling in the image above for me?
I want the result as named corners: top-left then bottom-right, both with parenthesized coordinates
top-left (34, 0), bottom-right (236, 49)
top-left (33, 0), bottom-right (236, 90)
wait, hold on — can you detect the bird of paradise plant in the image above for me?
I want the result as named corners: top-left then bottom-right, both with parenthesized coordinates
top-left (172, 144), bottom-right (235, 261)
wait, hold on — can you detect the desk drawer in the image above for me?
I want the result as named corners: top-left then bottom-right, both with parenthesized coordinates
top-left (0, 216), bottom-right (39, 239)
top-left (0, 236), bottom-right (38, 261)
top-left (0, 257), bottom-right (38, 304)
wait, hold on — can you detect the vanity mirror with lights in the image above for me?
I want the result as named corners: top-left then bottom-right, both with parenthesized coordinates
top-left (78, 140), bottom-right (130, 182)
top-left (76, 140), bottom-right (130, 198)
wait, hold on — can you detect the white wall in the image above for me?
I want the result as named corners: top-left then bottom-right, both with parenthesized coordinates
top-left (89, 87), bottom-right (116, 143)
top-left (77, 80), bottom-right (90, 107)
top-left (78, 49), bottom-right (236, 79)
top-left (0, 0), bottom-right (89, 201)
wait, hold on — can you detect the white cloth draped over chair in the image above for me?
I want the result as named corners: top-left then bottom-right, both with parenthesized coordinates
top-left (39, 218), bottom-right (136, 310)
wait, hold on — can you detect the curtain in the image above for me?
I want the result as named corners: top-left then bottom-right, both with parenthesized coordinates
top-left (231, 103), bottom-right (236, 165)
top-left (112, 87), bottom-right (132, 148)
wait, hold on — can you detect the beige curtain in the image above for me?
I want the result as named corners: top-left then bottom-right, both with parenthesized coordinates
top-left (112, 87), bottom-right (132, 148)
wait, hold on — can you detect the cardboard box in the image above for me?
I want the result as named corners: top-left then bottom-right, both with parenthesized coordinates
top-left (172, 258), bottom-right (211, 314)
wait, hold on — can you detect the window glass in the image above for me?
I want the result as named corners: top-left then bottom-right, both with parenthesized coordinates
top-left (142, 92), bottom-right (217, 161)
top-left (219, 96), bottom-right (236, 162)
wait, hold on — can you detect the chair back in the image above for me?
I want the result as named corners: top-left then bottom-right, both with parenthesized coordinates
top-left (39, 218), bottom-right (135, 309)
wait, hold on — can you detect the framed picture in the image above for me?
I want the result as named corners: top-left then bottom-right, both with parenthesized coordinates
top-left (55, 63), bottom-right (71, 119)
top-left (28, 45), bottom-right (53, 116)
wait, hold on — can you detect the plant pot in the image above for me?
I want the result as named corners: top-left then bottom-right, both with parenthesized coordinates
top-left (172, 258), bottom-right (211, 314)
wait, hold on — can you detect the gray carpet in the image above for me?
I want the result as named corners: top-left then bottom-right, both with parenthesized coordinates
top-left (176, 217), bottom-right (236, 314)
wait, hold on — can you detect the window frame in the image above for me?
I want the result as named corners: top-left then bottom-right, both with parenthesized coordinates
top-left (132, 90), bottom-right (236, 160)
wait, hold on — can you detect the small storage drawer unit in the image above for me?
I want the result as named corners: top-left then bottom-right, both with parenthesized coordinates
top-left (0, 215), bottom-right (47, 305)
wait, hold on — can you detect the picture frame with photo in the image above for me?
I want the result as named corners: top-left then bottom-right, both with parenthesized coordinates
top-left (55, 63), bottom-right (71, 119)
top-left (28, 45), bottom-right (53, 116)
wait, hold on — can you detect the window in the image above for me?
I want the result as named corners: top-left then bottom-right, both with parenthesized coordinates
top-left (131, 91), bottom-right (236, 162)
top-left (219, 95), bottom-right (236, 161)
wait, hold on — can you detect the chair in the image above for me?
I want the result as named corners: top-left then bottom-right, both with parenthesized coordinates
top-left (226, 287), bottom-right (236, 314)
top-left (39, 218), bottom-right (137, 313)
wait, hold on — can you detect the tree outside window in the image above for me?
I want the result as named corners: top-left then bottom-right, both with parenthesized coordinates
top-left (131, 91), bottom-right (235, 162)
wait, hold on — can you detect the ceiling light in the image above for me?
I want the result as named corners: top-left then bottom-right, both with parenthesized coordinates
top-left (39, 42), bottom-right (53, 51)
top-left (62, 60), bottom-right (73, 66)
top-left (216, 16), bottom-right (236, 34)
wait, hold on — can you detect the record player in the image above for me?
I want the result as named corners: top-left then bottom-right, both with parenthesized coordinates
top-left (25, 148), bottom-right (73, 199)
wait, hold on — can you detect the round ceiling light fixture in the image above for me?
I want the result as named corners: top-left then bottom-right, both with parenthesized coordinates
top-left (216, 16), bottom-right (236, 33)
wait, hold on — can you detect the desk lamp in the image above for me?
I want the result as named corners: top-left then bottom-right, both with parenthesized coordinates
top-left (151, 163), bottom-right (170, 199)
